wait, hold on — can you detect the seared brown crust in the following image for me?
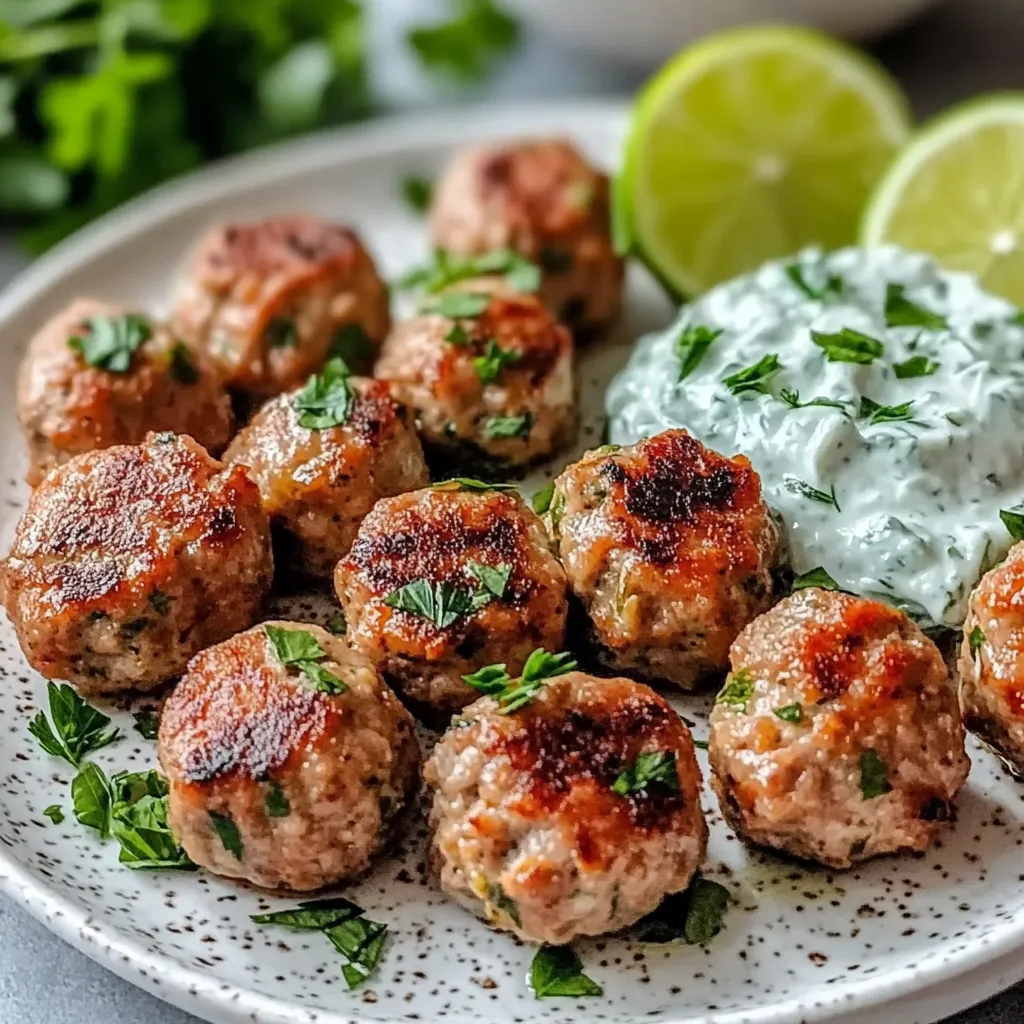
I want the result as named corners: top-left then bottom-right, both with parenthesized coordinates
top-left (17, 298), bottom-right (234, 486)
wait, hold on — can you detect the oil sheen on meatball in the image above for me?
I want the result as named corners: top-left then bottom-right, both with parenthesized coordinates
top-left (959, 541), bottom-right (1024, 775)
top-left (429, 138), bottom-right (624, 335)
top-left (425, 670), bottom-right (707, 944)
top-left (225, 372), bottom-right (429, 579)
top-left (173, 216), bottom-right (390, 399)
top-left (17, 298), bottom-right (233, 487)
top-left (159, 621), bottom-right (420, 890)
top-left (709, 589), bottom-right (970, 869)
top-left (375, 277), bottom-right (574, 473)
top-left (548, 430), bottom-right (779, 689)
top-left (1, 433), bottom-right (273, 695)
top-left (335, 485), bottom-right (569, 716)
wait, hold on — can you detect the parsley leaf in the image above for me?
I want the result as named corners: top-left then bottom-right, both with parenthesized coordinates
top-left (722, 354), bottom-right (782, 396)
top-left (674, 324), bottom-right (722, 381)
top-left (209, 810), bottom-right (244, 860)
top-left (300, 661), bottom-right (348, 695)
top-left (467, 560), bottom-right (512, 604)
top-left (430, 292), bottom-right (491, 319)
top-left (432, 477), bottom-right (518, 493)
top-left (893, 355), bottom-right (940, 379)
top-left (785, 262), bottom-right (842, 301)
top-left (43, 804), bottom-right (64, 825)
top-left (265, 781), bottom-right (291, 818)
top-left (400, 249), bottom-right (539, 295)
top-left (463, 649), bottom-right (577, 714)
top-left (884, 283), bottom-right (948, 330)
top-left (401, 174), bottom-right (432, 213)
top-left (28, 682), bottom-right (120, 767)
top-left (774, 703), bottom-right (803, 724)
top-left (859, 397), bottom-right (917, 425)
top-left (385, 579), bottom-right (473, 629)
top-left (532, 481), bottom-right (555, 514)
top-left (1000, 504), bottom-right (1024, 540)
top-left (168, 342), bottom-right (198, 384)
top-left (483, 413), bottom-right (531, 439)
top-left (792, 566), bottom-right (841, 592)
top-left (67, 314), bottom-right (151, 372)
top-left (969, 625), bottom-right (986, 657)
top-left (407, 0), bottom-right (520, 82)
top-left (293, 357), bottom-right (354, 430)
top-left (811, 327), bottom-right (885, 364)
top-left (611, 751), bottom-right (679, 796)
top-left (327, 612), bottom-right (346, 635)
top-left (473, 337), bottom-right (520, 384)
top-left (149, 590), bottom-right (170, 614)
top-left (682, 877), bottom-right (732, 945)
top-left (859, 750), bottom-right (891, 800)
top-left (778, 389), bottom-right (848, 412)
top-left (132, 709), bottom-right (160, 740)
top-left (109, 770), bottom-right (193, 871)
top-left (252, 897), bottom-right (363, 930)
top-left (529, 945), bottom-right (603, 999)
top-left (264, 625), bottom-right (348, 696)
top-left (71, 762), bottom-right (113, 838)
top-left (716, 670), bottom-right (755, 711)
top-left (784, 474), bottom-right (841, 511)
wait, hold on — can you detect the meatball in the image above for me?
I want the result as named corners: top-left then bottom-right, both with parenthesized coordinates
top-left (709, 589), bottom-right (969, 869)
top-left (225, 370), bottom-right (429, 579)
top-left (425, 669), bottom-right (706, 944)
top-left (172, 216), bottom-right (390, 400)
top-left (547, 430), bottom-right (779, 689)
top-left (959, 541), bottom-right (1024, 775)
top-left (375, 277), bottom-right (574, 473)
top-left (159, 621), bottom-right (420, 890)
top-left (335, 484), bottom-right (568, 716)
top-left (1, 433), bottom-right (273, 695)
top-left (17, 298), bottom-right (233, 487)
top-left (429, 138), bottom-right (623, 334)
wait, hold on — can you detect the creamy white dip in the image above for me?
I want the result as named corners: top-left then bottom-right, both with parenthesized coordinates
top-left (606, 246), bottom-right (1024, 627)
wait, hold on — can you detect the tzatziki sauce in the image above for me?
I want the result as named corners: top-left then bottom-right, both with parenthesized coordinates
top-left (605, 246), bottom-right (1024, 627)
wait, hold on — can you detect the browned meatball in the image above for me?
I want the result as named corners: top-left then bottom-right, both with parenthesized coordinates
top-left (334, 484), bottom-right (569, 716)
top-left (225, 370), bottom-right (428, 579)
top-left (173, 217), bottom-right (390, 399)
top-left (547, 430), bottom-right (779, 689)
top-left (425, 669), bottom-right (707, 944)
top-left (1, 434), bottom-right (273, 695)
top-left (159, 621), bottom-right (420, 890)
top-left (959, 541), bottom-right (1024, 775)
top-left (709, 589), bottom-right (969, 869)
top-left (429, 139), bottom-right (624, 334)
top-left (17, 298), bottom-right (233, 487)
top-left (375, 277), bottom-right (574, 473)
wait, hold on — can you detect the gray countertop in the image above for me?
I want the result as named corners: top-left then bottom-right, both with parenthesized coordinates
top-left (2, 1), bottom-right (1023, 1021)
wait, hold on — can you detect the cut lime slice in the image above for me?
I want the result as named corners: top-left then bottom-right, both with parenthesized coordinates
top-left (621, 26), bottom-right (911, 297)
top-left (862, 94), bottom-right (1024, 306)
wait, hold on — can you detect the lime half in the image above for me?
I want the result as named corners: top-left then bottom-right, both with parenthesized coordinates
top-left (621, 26), bottom-right (911, 297)
top-left (863, 94), bottom-right (1024, 306)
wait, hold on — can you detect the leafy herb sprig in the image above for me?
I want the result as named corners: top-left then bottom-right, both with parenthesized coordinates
top-left (674, 324), bottom-right (722, 381)
top-left (529, 945), bottom-right (603, 998)
top-left (401, 248), bottom-right (540, 295)
top-left (29, 682), bottom-right (120, 767)
top-left (68, 314), bottom-right (151, 373)
top-left (462, 648), bottom-right (577, 714)
top-left (265, 626), bottom-right (348, 695)
top-left (636, 873), bottom-right (732, 945)
top-left (293, 357), bottom-right (354, 431)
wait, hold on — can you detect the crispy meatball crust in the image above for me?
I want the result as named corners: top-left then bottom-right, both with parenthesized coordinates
top-left (424, 671), bottom-right (707, 944)
top-left (374, 277), bottom-right (574, 473)
top-left (335, 486), bottom-right (569, 715)
top-left (159, 621), bottom-right (420, 890)
top-left (1, 434), bottom-right (273, 695)
top-left (959, 541), bottom-right (1024, 775)
top-left (709, 589), bottom-right (969, 869)
top-left (225, 376), bottom-right (429, 579)
top-left (17, 298), bottom-right (233, 487)
top-left (173, 217), bottom-right (390, 399)
top-left (429, 139), bottom-right (624, 334)
top-left (549, 430), bottom-right (779, 690)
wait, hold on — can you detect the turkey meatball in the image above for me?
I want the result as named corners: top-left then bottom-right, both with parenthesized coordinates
top-left (17, 298), bottom-right (233, 487)
top-left (959, 541), bottom-right (1024, 775)
top-left (335, 485), bottom-right (568, 716)
top-left (375, 277), bottom-right (573, 474)
top-left (225, 370), bottom-right (428, 579)
top-left (173, 216), bottom-right (390, 400)
top-left (709, 589), bottom-right (969, 869)
top-left (547, 430), bottom-right (779, 689)
top-left (1, 434), bottom-right (273, 695)
top-left (429, 138), bottom-right (623, 334)
top-left (159, 621), bottom-right (419, 890)
top-left (425, 669), bottom-right (707, 944)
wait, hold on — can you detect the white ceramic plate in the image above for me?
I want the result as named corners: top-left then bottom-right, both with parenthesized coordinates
top-left (1, 101), bottom-right (1023, 1024)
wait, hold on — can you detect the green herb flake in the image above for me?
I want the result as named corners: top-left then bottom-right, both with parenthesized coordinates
top-left (674, 324), bottom-right (723, 381)
top-left (792, 566), bottom-right (841, 592)
top-left (473, 337), bottom-right (521, 384)
top-left (529, 945), bottom-right (603, 999)
top-left (326, 915), bottom-right (389, 989)
top-left (169, 342), bottom-right (199, 384)
top-left (693, 738), bottom-right (709, 751)
top-left (488, 883), bottom-right (522, 926)
top-left (463, 649), bottom-right (577, 714)
top-left (72, 762), bottom-right (113, 838)
top-left (265, 781), bottom-right (291, 818)
top-left (401, 174), bottom-right (432, 213)
top-left (264, 317), bottom-right (297, 348)
top-left (611, 751), bottom-right (679, 797)
top-left (445, 322), bottom-right (471, 345)
top-left (132, 709), bottom-right (160, 740)
top-left (293, 357), bottom-right (354, 430)
top-left (43, 804), bottom-right (64, 825)
top-left (860, 396), bottom-right (918, 426)
top-left (209, 810), bottom-right (244, 860)
top-left (467, 560), bottom-right (512, 603)
top-left (108, 769), bottom-right (193, 871)
top-left (385, 579), bottom-right (473, 629)
top-left (1000, 504), bottom-right (1024, 540)
top-left (810, 327), bottom-right (885, 365)
top-left (774, 703), bottom-right (803, 724)
top-left (716, 670), bottom-right (755, 711)
top-left (893, 355), bottom-right (940, 379)
top-left (251, 897), bottom-right (363, 930)
top-left (783, 475), bottom-right (841, 511)
top-left (149, 590), bottom-right (170, 614)
top-left (265, 626), bottom-right (326, 665)
top-left (885, 283), bottom-right (949, 330)
top-left (532, 480), bottom-right (555, 514)
top-left (969, 625), bottom-right (986, 657)
top-left (407, 0), bottom-right (520, 82)
top-left (779, 389), bottom-right (847, 412)
top-left (28, 681), bottom-right (121, 767)
top-left (300, 660), bottom-right (349, 695)
top-left (429, 292), bottom-right (491, 319)
top-left (722, 353), bottom-right (782, 396)
top-left (67, 314), bottom-right (152, 373)
top-left (785, 262), bottom-right (843, 301)
top-left (859, 749), bottom-right (892, 800)
top-left (327, 612), bottom-right (347, 636)
top-left (432, 477), bottom-right (517, 493)
top-left (483, 412), bottom-right (531, 439)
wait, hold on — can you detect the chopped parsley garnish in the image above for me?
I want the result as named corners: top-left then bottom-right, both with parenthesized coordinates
top-left (532, 481), bottom-right (555, 514)
top-left (779, 389), bottom-right (847, 412)
top-left (168, 342), bottom-right (199, 384)
top-left (385, 580), bottom-right (474, 629)
top-left (252, 897), bottom-right (363, 930)
top-left (529, 945), bottom-right (603, 999)
top-left (1000, 504), bottom-right (1024, 541)
top-left (293, 357), bottom-right (354, 431)
top-left (969, 625), bottom-right (986, 657)
top-left (785, 262), bottom-right (843, 301)
top-left (330, 323), bottom-right (374, 371)
top-left (132, 709), bottom-right (160, 740)
top-left (811, 327), bottom-right (884, 364)
top-left (473, 337), bottom-right (520, 383)
top-left (407, 0), bottom-right (519, 83)
top-left (774, 703), bottom-right (803, 724)
top-left (859, 750), bottom-right (891, 800)
top-left (401, 248), bottom-right (540, 295)
top-left (28, 682), bottom-right (120, 767)
top-left (791, 566), bottom-right (841, 592)
top-left (893, 355), bottom-right (940, 379)
top-left (715, 670), bottom-right (754, 710)
top-left (722, 353), bottom-right (782, 396)
top-left (636, 873), bottom-right (731, 945)
top-left (859, 396), bottom-right (917, 425)
top-left (72, 762), bottom-right (113, 837)
top-left (263, 317), bottom-right (297, 348)
top-left (445, 322), bottom-right (471, 345)
top-left (149, 590), bottom-right (170, 614)
top-left (431, 477), bottom-right (518, 493)
top-left (674, 324), bottom-right (722, 381)
top-left (462, 648), bottom-right (577, 714)
top-left (43, 805), bottom-right (64, 825)
top-left (784, 474), bottom-right (841, 511)
top-left (209, 810), bottom-right (244, 860)
top-left (327, 612), bottom-right (347, 635)
top-left (67, 313), bottom-right (151, 372)
top-left (611, 751), bottom-right (679, 796)
top-left (430, 292), bottom-right (491, 319)
top-left (693, 738), bottom-right (709, 751)
top-left (264, 625), bottom-right (348, 696)
top-left (884, 283), bottom-right (948, 330)
top-left (488, 883), bottom-right (521, 925)
top-left (467, 560), bottom-right (512, 604)
top-left (483, 412), bottom-right (531, 439)
top-left (265, 781), bottom-right (291, 818)
top-left (401, 174), bottom-right (432, 213)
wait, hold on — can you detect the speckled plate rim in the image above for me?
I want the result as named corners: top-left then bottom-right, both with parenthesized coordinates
top-left (1, 100), bottom-right (1023, 1024)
